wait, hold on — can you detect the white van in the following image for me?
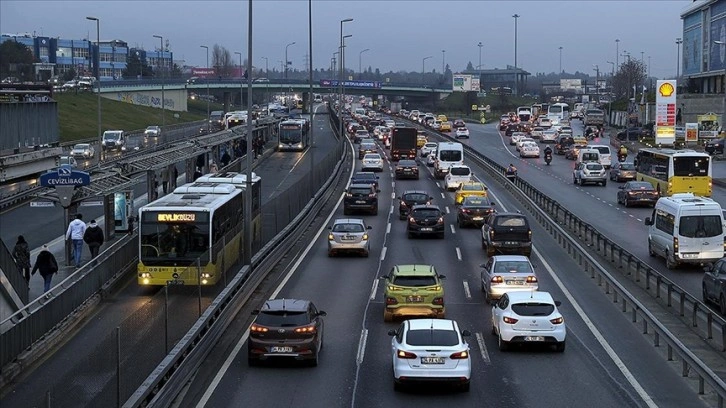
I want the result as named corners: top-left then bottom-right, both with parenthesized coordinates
top-left (645, 193), bottom-right (725, 269)
top-left (577, 148), bottom-right (601, 164)
top-left (445, 165), bottom-right (473, 191)
top-left (589, 145), bottom-right (613, 168)
top-left (434, 142), bottom-right (464, 179)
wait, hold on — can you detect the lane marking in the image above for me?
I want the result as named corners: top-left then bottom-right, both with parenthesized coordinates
top-left (456, 247), bottom-right (462, 261)
top-left (450, 224), bottom-right (456, 234)
top-left (389, 205), bottom-right (394, 215)
top-left (386, 223), bottom-right (391, 234)
top-left (462, 280), bottom-right (471, 299)
top-left (356, 329), bottom-right (369, 364)
top-left (475, 332), bottom-right (491, 364)
top-left (445, 206), bottom-right (450, 214)
top-left (380, 246), bottom-right (387, 261)
top-left (369, 278), bottom-right (379, 300)
top-left (391, 192), bottom-right (395, 199)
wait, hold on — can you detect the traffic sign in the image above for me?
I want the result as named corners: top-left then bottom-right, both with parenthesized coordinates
top-left (39, 168), bottom-right (91, 187)
top-left (80, 200), bottom-right (104, 207)
top-left (30, 201), bottom-right (55, 208)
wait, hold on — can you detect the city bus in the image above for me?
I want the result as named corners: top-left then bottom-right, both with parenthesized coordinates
top-left (635, 148), bottom-right (712, 197)
top-left (137, 173), bottom-right (262, 286)
top-left (547, 102), bottom-right (570, 125)
top-left (277, 119), bottom-right (310, 151)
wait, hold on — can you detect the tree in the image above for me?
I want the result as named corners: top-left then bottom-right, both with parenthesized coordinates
top-left (122, 52), bottom-right (154, 79)
top-left (612, 59), bottom-right (647, 99)
top-left (466, 61), bottom-right (474, 71)
top-left (0, 40), bottom-right (37, 81)
top-left (170, 63), bottom-right (182, 79)
top-left (212, 44), bottom-right (234, 78)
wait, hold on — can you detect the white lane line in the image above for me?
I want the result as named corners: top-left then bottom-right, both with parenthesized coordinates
top-left (450, 224), bottom-right (456, 234)
top-left (440, 192), bottom-right (445, 198)
top-left (456, 247), bottom-right (462, 261)
top-left (462, 280), bottom-right (471, 299)
top-left (389, 205), bottom-right (394, 215)
top-left (369, 278), bottom-right (379, 300)
top-left (386, 223), bottom-right (391, 234)
top-left (445, 206), bottom-right (450, 214)
top-left (391, 181), bottom-right (395, 189)
top-left (475, 332), bottom-right (491, 364)
top-left (356, 329), bottom-right (369, 364)
top-left (391, 192), bottom-right (395, 199)
top-left (380, 246), bottom-right (387, 261)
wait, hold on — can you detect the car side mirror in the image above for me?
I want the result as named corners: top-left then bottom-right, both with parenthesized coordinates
top-left (554, 301), bottom-right (562, 307)
top-left (491, 202), bottom-right (496, 206)
top-left (317, 311), bottom-right (327, 317)
top-left (367, 225), bottom-right (372, 230)
top-left (429, 196), bottom-right (434, 200)
top-left (379, 275), bottom-right (388, 280)
top-left (376, 189), bottom-right (381, 193)
top-left (644, 217), bottom-right (653, 226)
top-left (251, 310), bottom-right (259, 315)
top-left (461, 330), bottom-right (472, 337)
top-left (397, 197), bottom-right (401, 200)
top-left (375, 176), bottom-right (380, 179)
top-left (479, 263), bottom-right (487, 268)
top-left (438, 274), bottom-right (446, 279)
top-left (387, 330), bottom-right (397, 336)
top-left (618, 186), bottom-right (624, 190)
top-left (328, 226), bottom-right (332, 230)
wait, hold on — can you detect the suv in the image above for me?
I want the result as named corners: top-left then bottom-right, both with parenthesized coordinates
top-left (481, 212), bottom-right (532, 257)
top-left (381, 264), bottom-right (446, 321)
top-left (248, 299), bottom-right (326, 366)
top-left (407, 204), bottom-right (445, 239)
top-left (101, 130), bottom-right (126, 151)
top-left (350, 171), bottom-right (379, 190)
top-left (344, 184), bottom-right (380, 215)
top-left (573, 162), bottom-right (607, 186)
top-left (398, 190), bottom-right (433, 220)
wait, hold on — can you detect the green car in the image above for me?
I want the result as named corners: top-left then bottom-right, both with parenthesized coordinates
top-left (381, 264), bottom-right (446, 322)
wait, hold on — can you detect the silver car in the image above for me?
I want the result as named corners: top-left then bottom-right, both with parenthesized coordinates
top-left (609, 162), bottom-right (636, 182)
top-left (327, 218), bottom-right (372, 257)
top-left (480, 255), bottom-right (538, 303)
top-left (573, 162), bottom-right (607, 186)
top-left (70, 143), bottom-right (95, 159)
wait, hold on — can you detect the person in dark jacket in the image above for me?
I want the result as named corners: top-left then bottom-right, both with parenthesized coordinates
top-left (83, 219), bottom-right (105, 260)
top-left (13, 235), bottom-right (31, 282)
top-left (32, 245), bottom-right (59, 293)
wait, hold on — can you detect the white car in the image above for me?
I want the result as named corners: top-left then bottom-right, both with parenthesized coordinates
top-left (538, 118), bottom-right (552, 128)
top-left (519, 141), bottom-right (540, 158)
top-left (421, 142), bottom-right (437, 157)
top-left (362, 153), bottom-right (384, 172)
top-left (432, 120), bottom-right (442, 130)
top-left (509, 132), bottom-right (527, 146)
top-left (491, 291), bottom-right (566, 352)
top-left (445, 165), bottom-right (473, 191)
top-left (144, 126), bottom-right (161, 138)
top-left (427, 150), bottom-right (437, 167)
top-left (541, 129), bottom-right (558, 143)
top-left (388, 319), bottom-right (472, 391)
top-left (455, 127), bottom-right (470, 139)
top-left (327, 218), bottom-right (372, 257)
top-left (516, 137), bottom-right (535, 151)
top-left (481, 255), bottom-right (538, 303)
top-left (70, 143), bottom-right (95, 159)
top-left (559, 126), bottom-right (573, 135)
top-left (530, 127), bottom-right (544, 139)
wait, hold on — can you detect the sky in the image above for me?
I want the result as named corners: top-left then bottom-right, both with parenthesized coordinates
top-left (0, 0), bottom-right (692, 78)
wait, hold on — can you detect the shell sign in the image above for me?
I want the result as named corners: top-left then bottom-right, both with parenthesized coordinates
top-left (658, 82), bottom-right (675, 97)
top-left (655, 80), bottom-right (677, 146)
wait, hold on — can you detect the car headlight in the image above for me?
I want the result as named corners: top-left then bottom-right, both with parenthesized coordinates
top-left (328, 233), bottom-right (334, 240)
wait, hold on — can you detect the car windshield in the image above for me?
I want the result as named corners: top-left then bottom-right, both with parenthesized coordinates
top-left (392, 275), bottom-right (437, 287)
top-left (450, 167), bottom-right (470, 176)
top-left (628, 182), bottom-right (653, 190)
top-left (403, 193), bottom-right (428, 202)
top-left (75, 144), bottom-right (89, 149)
top-left (104, 132), bottom-right (121, 141)
top-left (399, 160), bottom-right (417, 167)
top-left (439, 150), bottom-right (462, 161)
top-left (679, 215), bottom-right (723, 238)
top-left (494, 261), bottom-right (534, 274)
top-left (356, 130), bottom-right (369, 135)
top-left (349, 188), bottom-right (371, 195)
top-left (333, 223), bottom-right (365, 233)
top-left (406, 329), bottom-right (459, 346)
top-left (496, 216), bottom-right (526, 227)
top-left (672, 156), bottom-right (709, 177)
top-left (256, 311), bottom-right (309, 327)
top-left (618, 163), bottom-right (635, 170)
top-left (411, 209), bottom-right (441, 218)
top-left (511, 303), bottom-right (555, 316)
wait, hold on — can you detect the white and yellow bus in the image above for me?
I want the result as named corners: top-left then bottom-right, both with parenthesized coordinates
top-left (635, 148), bottom-right (712, 197)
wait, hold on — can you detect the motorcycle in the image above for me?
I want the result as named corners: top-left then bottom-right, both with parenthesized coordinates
top-left (544, 152), bottom-right (552, 165)
top-left (618, 153), bottom-right (627, 162)
top-left (505, 168), bottom-right (517, 181)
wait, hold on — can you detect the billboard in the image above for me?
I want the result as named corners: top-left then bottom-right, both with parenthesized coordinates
top-left (470, 77), bottom-right (481, 92)
top-left (191, 68), bottom-right (215, 77)
top-left (319, 79), bottom-right (381, 88)
top-left (560, 79), bottom-right (582, 91)
top-left (685, 123), bottom-right (699, 142)
top-left (682, 27), bottom-right (702, 75)
top-left (710, 16), bottom-right (726, 71)
top-left (655, 80), bottom-right (677, 146)
top-left (452, 74), bottom-right (473, 92)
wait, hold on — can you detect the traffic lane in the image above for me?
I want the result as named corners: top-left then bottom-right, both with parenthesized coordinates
top-left (200, 143), bottom-right (393, 407)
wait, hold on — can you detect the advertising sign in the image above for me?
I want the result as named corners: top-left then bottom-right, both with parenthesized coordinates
top-left (560, 79), bottom-right (582, 91)
top-left (452, 74), bottom-right (473, 92)
top-left (470, 77), bottom-right (481, 92)
top-left (319, 79), bottom-right (381, 88)
top-left (655, 80), bottom-right (677, 146)
top-left (697, 113), bottom-right (720, 139)
top-left (191, 68), bottom-right (215, 77)
top-left (685, 122), bottom-right (699, 142)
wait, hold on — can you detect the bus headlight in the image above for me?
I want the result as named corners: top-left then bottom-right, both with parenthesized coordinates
top-left (141, 272), bottom-right (151, 278)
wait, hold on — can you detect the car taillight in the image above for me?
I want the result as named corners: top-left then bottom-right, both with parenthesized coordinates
top-left (432, 297), bottom-right (444, 305)
top-left (461, 209), bottom-right (470, 214)
top-left (450, 350), bottom-right (469, 359)
top-left (438, 217), bottom-right (444, 224)
top-left (673, 237), bottom-right (679, 253)
top-left (397, 349), bottom-right (417, 359)
top-left (294, 325), bottom-right (317, 334)
top-left (526, 276), bottom-right (538, 283)
top-left (491, 276), bottom-right (504, 283)
top-left (550, 316), bottom-right (564, 324)
top-left (250, 324), bottom-right (268, 333)
top-left (502, 316), bottom-right (519, 324)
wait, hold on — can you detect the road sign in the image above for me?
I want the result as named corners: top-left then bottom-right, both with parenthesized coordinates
top-left (79, 200), bottom-right (104, 207)
top-left (30, 201), bottom-right (55, 208)
top-left (39, 168), bottom-right (91, 187)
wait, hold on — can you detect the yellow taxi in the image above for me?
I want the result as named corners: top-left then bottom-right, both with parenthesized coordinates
top-left (455, 181), bottom-right (488, 205)
top-left (572, 136), bottom-right (587, 145)
top-left (440, 121), bottom-right (452, 132)
top-left (416, 131), bottom-right (427, 148)
top-left (437, 114), bottom-right (448, 123)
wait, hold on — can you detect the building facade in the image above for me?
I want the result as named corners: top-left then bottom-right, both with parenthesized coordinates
top-left (463, 66), bottom-right (530, 96)
top-left (681, 0), bottom-right (726, 94)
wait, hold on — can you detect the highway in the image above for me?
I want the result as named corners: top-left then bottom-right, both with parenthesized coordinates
top-left (175, 135), bottom-right (701, 408)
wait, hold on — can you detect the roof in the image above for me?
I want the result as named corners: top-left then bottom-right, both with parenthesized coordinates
top-left (333, 218), bottom-right (365, 225)
top-left (402, 190), bottom-right (429, 195)
top-left (492, 255), bottom-right (530, 262)
top-left (406, 318), bottom-right (456, 331)
top-left (393, 264), bottom-right (437, 276)
top-left (262, 298), bottom-right (309, 312)
top-left (506, 290), bottom-right (554, 303)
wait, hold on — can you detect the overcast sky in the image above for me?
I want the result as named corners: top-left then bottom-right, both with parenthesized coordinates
top-left (0, 0), bottom-right (691, 78)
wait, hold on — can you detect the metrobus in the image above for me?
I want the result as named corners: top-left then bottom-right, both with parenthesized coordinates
top-left (277, 119), bottom-right (310, 151)
top-left (635, 148), bottom-right (712, 197)
top-left (137, 172), bottom-right (262, 286)
top-left (547, 102), bottom-right (570, 125)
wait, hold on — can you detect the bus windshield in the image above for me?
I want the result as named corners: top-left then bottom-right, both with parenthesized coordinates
top-left (140, 213), bottom-right (210, 265)
top-left (280, 125), bottom-right (303, 143)
top-left (673, 156), bottom-right (709, 177)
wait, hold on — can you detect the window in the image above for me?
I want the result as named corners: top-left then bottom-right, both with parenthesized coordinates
top-left (332, 223), bottom-right (364, 233)
top-left (349, 188), bottom-right (371, 195)
top-left (494, 261), bottom-right (534, 274)
top-left (439, 150), bottom-right (462, 161)
top-left (450, 167), bottom-right (470, 176)
top-left (511, 303), bottom-right (555, 316)
top-left (404, 193), bottom-right (429, 202)
top-left (392, 275), bottom-right (437, 287)
top-left (655, 209), bottom-right (675, 235)
top-left (496, 216), bottom-right (526, 227)
top-left (256, 311), bottom-right (309, 326)
top-left (406, 329), bottom-right (459, 346)
top-left (411, 209), bottom-right (441, 218)
top-left (679, 215), bottom-right (723, 238)
top-left (673, 156), bottom-right (709, 177)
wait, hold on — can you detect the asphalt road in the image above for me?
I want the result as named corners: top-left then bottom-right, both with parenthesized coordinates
top-left (180, 135), bottom-right (702, 408)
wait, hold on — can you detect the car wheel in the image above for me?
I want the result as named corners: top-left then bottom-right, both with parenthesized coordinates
top-left (460, 382), bottom-right (470, 392)
top-left (624, 197), bottom-right (630, 207)
top-left (328, 250), bottom-right (335, 257)
top-left (407, 231), bottom-right (413, 239)
top-left (363, 250), bottom-right (369, 258)
top-left (602, 180), bottom-right (607, 187)
top-left (438, 232), bottom-right (445, 239)
top-left (484, 291), bottom-right (491, 304)
top-left (247, 355), bottom-right (259, 366)
top-left (458, 218), bottom-right (464, 228)
top-left (573, 176), bottom-right (577, 185)
top-left (555, 341), bottom-right (566, 353)
top-left (486, 247), bottom-right (495, 258)
top-left (648, 240), bottom-right (656, 257)
top-left (393, 381), bottom-right (403, 392)
top-left (665, 251), bottom-right (678, 269)
top-left (309, 353), bottom-right (319, 367)
top-left (481, 239), bottom-right (486, 250)
top-left (384, 310), bottom-right (393, 322)
top-left (498, 334), bottom-right (509, 351)
top-left (343, 208), bottom-right (350, 216)
top-left (372, 206), bottom-right (378, 215)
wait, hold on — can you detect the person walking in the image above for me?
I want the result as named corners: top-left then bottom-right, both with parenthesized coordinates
top-left (161, 168), bottom-right (169, 195)
top-left (172, 166), bottom-right (179, 189)
top-left (12, 235), bottom-right (31, 282)
top-left (32, 245), bottom-right (59, 293)
top-left (66, 214), bottom-right (86, 268)
top-left (221, 150), bottom-right (231, 167)
top-left (83, 219), bottom-right (105, 261)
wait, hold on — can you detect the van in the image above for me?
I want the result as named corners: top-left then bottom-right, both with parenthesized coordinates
top-left (434, 142), bottom-right (464, 179)
top-left (101, 130), bottom-right (126, 151)
top-left (645, 193), bottom-right (725, 269)
top-left (577, 148), bottom-right (601, 164)
top-left (445, 165), bottom-right (473, 191)
top-left (588, 145), bottom-right (612, 168)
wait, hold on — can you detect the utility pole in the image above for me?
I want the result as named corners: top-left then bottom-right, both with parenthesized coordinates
top-left (512, 14), bottom-right (520, 95)
top-left (676, 38), bottom-right (683, 79)
top-left (558, 46), bottom-right (563, 75)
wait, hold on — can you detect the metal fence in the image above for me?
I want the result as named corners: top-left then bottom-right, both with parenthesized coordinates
top-left (0, 102), bottom-right (60, 151)
top-left (0, 238), bottom-right (28, 304)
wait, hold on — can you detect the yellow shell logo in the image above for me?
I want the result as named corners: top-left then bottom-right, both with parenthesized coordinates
top-left (659, 82), bottom-right (675, 97)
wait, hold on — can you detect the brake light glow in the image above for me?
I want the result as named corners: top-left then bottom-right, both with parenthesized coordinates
top-left (397, 349), bottom-right (417, 359)
top-left (432, 297), bottom-right (444, 305)
top-left (491, 276), bottom-right (504, 283)
top-left (450, 350), bottom-right (469, 359)
top-left (294, 325), bottom-right (317, 334)
top-left (250, 324), bottom-right (269, 333)
top-left (386, 297), bottom-right (399, 305)
top-left (526, 276), bottom-right (538, 283)
top-left (503, 316), bottom-right (519, 324)
top-left (550, 317), bottom-right (564, 324)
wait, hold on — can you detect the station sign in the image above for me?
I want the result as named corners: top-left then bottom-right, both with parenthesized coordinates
top-left (39, 165), bottom-right (91, 187)
top-left (319, 79), bottom-right (382, 89)
top-left (30, 201), bottom-right (55, 208)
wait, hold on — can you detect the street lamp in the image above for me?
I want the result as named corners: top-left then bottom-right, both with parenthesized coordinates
top-left (606, 61), bottom-right (615, 77)
top-left (200, 45), bottom-right (209, 130)
top-left (422, 56), bottom-right (432, 84)
top-left (512, 14), bottom-right (520, 95)
top-left (153, 34), bottom-right (165, 129)
top-left (86, 16), bottom-right (101, 160)
top-left (477, 42), bottom-right (483, 71)
top-left (285, 41), bottom-right (296, 79)
top-left (441, 49), bottom-right (446, 75)
top-left (359, 48), bottom-right (370, 79)
top-left (234, 51), bottom-right (243, 109)
top-left (261, 56), bottom-right (269, 102)
top-left (615, 39), bottom-right (620, 69)
top-left (676, 38), bottom-right (683, 78)
top-left (244, 0), bottom-right (253, 266)
top-left (640, 51), bottom-right (645, 65)
top-left (558, 46), bottom-right (563, 74)
top-left (339, 17), bottom-right (353, 139)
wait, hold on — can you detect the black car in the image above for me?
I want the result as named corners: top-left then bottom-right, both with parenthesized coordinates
top-left (248, 299), bottom-right (326, 366)
top-left (505, 124), bottom-right (519, 136)
top-left (616, 127), bottom-right (651, 141)
top-left (394, 159), bottom-right (419, 180)
top-left (407, 204), bottom-right (445, 239)
top-left (617, 181), bottom-right (659, 207)
top-left (457, 196), bottom-right (496, 228)
top-left (555, 136), bottom-right (574, 155)
top-left (350, 171), bottom-right (379, 190)
top-left (359, 142), bottom-right (377, 159)
top-left (344, 183), bottom-right (379, 215)
top-left (705, 138), bottom-right (725, 155)
top-left (398, 190), bottom-right (433, 220)
top-left (452, 119), bottom-right (466, 129)
top-left (481, 212), bottom-right (532, 257)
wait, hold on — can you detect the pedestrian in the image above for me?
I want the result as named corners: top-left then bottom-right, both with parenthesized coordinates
top-left (172, 167), bottom-right (179, 189)
top-left (161, 168), bottom-right (169, 195)
top-left (221, 150), bottom-right (231, 167)
top-left (32, 245), bottom-right (59, 293)
top-left (209, 160), bottom-right (219, 174)
top-left (12, 235), bottom-right (31, 282)
top-left (127, 215), bottom-right (136, 235)
top-left (252, 138), bottom-right (259, 159)
top-left (65, 214), bottom-right (86, 268)
top-left (83, 219), bottom-right (105, 260)
top-left (256, 137), bottom-right (264, 156)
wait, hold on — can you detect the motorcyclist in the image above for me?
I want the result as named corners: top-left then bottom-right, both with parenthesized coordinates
top-left (618, 145), bottom-right (628, 161)
top-left (544, 146), bottom-right (553, 164)
top-left (505, 163), bottom-right (517, 178)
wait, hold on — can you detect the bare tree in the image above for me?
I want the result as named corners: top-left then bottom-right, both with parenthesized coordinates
top-left (612, 59), bottom-right (647, 99)
top-left (212, 44), bottom-right (234, 78)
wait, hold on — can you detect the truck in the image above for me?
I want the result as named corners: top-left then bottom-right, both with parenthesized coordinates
top-left (583, 108), bottom-right (605, 126)
top-left (390, 127), bottom-right (417, 161)
top-left (389, 102), bottom-right (402, 114)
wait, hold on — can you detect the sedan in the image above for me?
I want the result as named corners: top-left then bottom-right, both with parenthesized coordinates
top-left (617, 181), bottom-right (659, 207)
top-left (509, 132), bottom-right (527, 146)
top-left (70, 143), bottom-right (95, 159)
top-left (421, 142), bottom-right (438, 157)
top-left (519, 141), bottom-right (540, 158)
top-left (398, 190), bottom-right (433, 219)
top-left (530, 127), bottom-right (544, 140)
top-left (455, 181), bottom-right (488, 205)
top-left (362, 153), bottom-right (384, 172)
top-left (609, 162), bottom-right (636, 182)
top-left (457, 196), bottom-right (495, 228)
top-left (452, 119), bottom-right (466, 128)
top-left (541, 130), bottom-right (559, 143)
top-left (395, 159), bottom-right (419, 180)
top-left (358, 142), bottom-right (377, 159)
top-left (516, 137), bottom-right (535, 152)
top-left (327, 218), bottom-right (372, 257)
top-left (455, 127), bottom-right (470, 138)
top-left (705, 138), bottom-right (725, 155)
top-left (388, 319), bottom-right (471, 391)
top-left (491, 291), bottom-right (566, 352)
top-left (480, 255), bottom-right (538, 303)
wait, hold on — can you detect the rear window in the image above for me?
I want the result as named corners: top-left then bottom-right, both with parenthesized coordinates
top-left (593, 146), bottom-right (610, 154)
top-left (392, 275), bottom-right (437, 287)
top-left (586, 163), bottom-right (603, 170)
top-left (494, 261), bottom-right (534, 274)
top-left (463, 197), bottom-right (490, 206)
top-left (511, 303), bottom-right (555, 316)
top-left (411, 209), bottom-right (441, 218)
top-left (495, 216), bottom-right (526, 227)
top-left (256, 311), bottom-right (309, 326)
top-left (350, 188), bottom-right (371, 195)
top-left (361, 143), bottom-right (375, 149)
top-left (450, 167), bottom-right (471, 176)
top-left (403, 193), bottom-right (429, 202)
top-left (679, 215), bottom-right (723, 238)
top-left (618, 163), bottom-right (635, 170)
top-left (333, 223), bottom-right (364, 233)
top-left (628, 182), bottom-right (653, 190)
top-left (355, 173), bottom-right (375, 180)
top-left (406, 329), bottom-right (459, 346)
top-left (399, 160), bottom-right (417, 167)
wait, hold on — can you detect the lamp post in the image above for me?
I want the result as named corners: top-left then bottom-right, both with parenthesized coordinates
top-left (359, 48), bottom-right (370, 80)
top-left (234, 52), bottom-right (243, 109)
top-left (512, 14), bottom-right (520, 95)
top-left (441, 49), bottom-right (446, 75)
top-left (676, 38), bottom-right (683, 79)
top-left (422, 56), bottom-right (432, 84)
top-left (339, 17), bottom-right (353, 139)
top-left (607, 61), bottom-right (615, 77)
top-left (558, 46), bottom-right (563, 75)
top-left (308, 0), bottom-right (315, 195)
top-left (86, 16), bottom-right (101, 160)
top-left (200, 45), bottom-right (210, 131)
top-left (244, 0), bottom-right (253, 267)
top-left (261, 56), bottom-right (269, 102)
top-left (477, 42), bottom-right (483, 71)
top-left (615, 39), bottom-right (620, 69)
top-left (153, 34), bottom-right (165, 129)
top-left (285, 41), bottom-right (296, 79)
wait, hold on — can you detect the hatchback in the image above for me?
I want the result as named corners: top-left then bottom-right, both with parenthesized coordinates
top-left (398, 191), bottom-right (433, 219)
top-left (420, 142), bottom-right (438, 157)
top-left (362, 153), bottom-right (384, 172)
top-left (381, 264), bottom-right (446, 321)
top-left (480, 255), bottom-right (538, 303)
top-left (457, 196), bottom-right (495, 228)
top-left (327, 218), bottom-right (372, 257)
top-left (609, 162), bottom-right (636, 182)
top-left (407, 205), bottom-right (445, 238)
top-left (491, 291), bottom-right (566, 352)
top-left (394, 159), bottom-right (419, 180)
top-left (455, 181), bottom-right (488, 205)
top-left (455, 127), bottom-right (470, 138)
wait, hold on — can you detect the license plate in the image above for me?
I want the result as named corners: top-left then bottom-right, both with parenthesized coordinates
top-left (506, 280), bottom-right (524, 285)
top-left (356, 200), bottom-right (366, 204)
top-left (406, 295), bottom-right (424, 303)
top-left (472, 216), bottom-right (483, 221)
top-left (271, 346), bottom-right (293, 353)
top-left (504, 241), bottom-right (519, 245)
top-left (342, 236), bottom-right (356, 241)
top-left (420, 227), bottom-right (433, 231)
top-left (421, 357), bottom-right (445, 364)
top-left (404, 169), bottom-right (412, 172)
top-left (166, 279), bottom-right (184, 285)
top-left (524, 336), bottom-right (544, 342)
